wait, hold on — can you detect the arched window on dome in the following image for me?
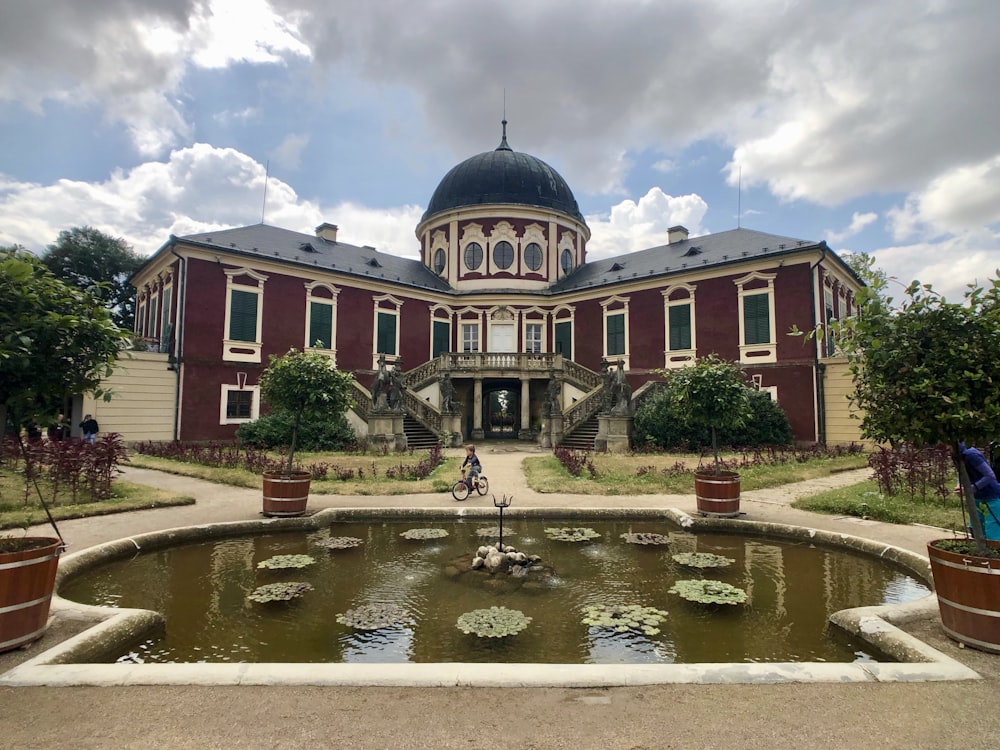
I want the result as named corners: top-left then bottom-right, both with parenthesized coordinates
top-left (433, 248), bottom-right (446, 275)
top-left (560, 248), bottom-right (574, 274)
top-left (523, 242), bottom-right (543, 272)
top-left (464, 242), bottom-right (483, 270)
top-left (493, 240), bottom-right (514, 270)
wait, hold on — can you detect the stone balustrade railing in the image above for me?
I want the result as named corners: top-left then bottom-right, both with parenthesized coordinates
top-left (562, 386), bottom-right (605, 434)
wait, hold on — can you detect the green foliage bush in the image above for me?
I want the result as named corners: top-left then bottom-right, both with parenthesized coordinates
top-left (235, 408), bottom-right (355, 452)
top-left (635, 387), bottom-right (792, 450)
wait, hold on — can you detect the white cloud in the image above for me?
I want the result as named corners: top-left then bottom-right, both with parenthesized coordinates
top-left (271, 133), bottom-right (310, 170)
top-left (888, 154), bottom-right (1000, 241)
top-left (0, 0), bottom-right (309, 156)
top-left (827, 211), bottom-right (878, 243)
top-left (585, 188), bottom-right (709, 259)
top-left (0, 145), bottom-right (419, 258)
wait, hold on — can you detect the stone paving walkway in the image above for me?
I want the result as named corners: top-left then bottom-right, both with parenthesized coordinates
top-left (3, 445), bottom-right (998, 749)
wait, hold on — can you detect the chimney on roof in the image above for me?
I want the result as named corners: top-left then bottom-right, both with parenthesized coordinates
top-left (315, 222), bottom-right (338, 243)
top-left (667, 225), bottom-right (689, 244)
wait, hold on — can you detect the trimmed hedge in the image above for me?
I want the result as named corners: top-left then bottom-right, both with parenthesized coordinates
top-left (235, 409), bottom-right (355, 452)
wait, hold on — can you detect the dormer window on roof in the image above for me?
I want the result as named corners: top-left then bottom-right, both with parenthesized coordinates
top-left (683, 246), bottom-right (702, 257)
top-left (367, 258), bottom-right (382, 268)
top-left (299, 242), bottom-right (317, 253)
top-left (610, 262), bottom-right (626, 272)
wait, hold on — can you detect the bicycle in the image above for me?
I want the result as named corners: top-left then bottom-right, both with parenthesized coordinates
top-left (452, 467), bottom-right (489, 501)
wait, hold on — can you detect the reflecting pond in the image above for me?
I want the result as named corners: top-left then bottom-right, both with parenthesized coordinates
top-left (60, 520), bottom-right (929, 664)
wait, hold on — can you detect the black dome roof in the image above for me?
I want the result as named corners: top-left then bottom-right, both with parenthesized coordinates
top-left (422, 125), bottom-right (584, 224)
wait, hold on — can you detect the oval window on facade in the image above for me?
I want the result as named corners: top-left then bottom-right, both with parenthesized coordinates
top-left (433, 248), bottom-right (446, 275)
top-left (464, 242), bottom-right (483, 270)
top-left (524, 242), bottom-right (543, 271)
top-left (493, 240), bottom-right (514, 270)
top-left (561, 248), bottom-right (574, 274)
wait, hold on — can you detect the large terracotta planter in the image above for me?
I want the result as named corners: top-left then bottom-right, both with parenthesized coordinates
top-left (927, 539), bottom-right (1000, 653)
top-left (694, 470), bottom-right (741, 517)
top-left (262, 471), bottom-right (311, 517)
top-left (0, 537), bottom-right (63, 653)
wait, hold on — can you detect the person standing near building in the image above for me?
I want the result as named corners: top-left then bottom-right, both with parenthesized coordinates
top-left (47, 413), bottom-right (68, 441)
top-left (80, 414), bottom-right (99, 444)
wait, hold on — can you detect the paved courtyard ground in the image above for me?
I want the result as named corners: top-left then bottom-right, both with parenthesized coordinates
top-left (2, 443), bottom-right (999, 749)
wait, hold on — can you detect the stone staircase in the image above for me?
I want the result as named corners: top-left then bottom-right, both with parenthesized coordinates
top-left (559, 413), bottom-right (599, 451)
top-left (403, 414), bottom-right (441, 449)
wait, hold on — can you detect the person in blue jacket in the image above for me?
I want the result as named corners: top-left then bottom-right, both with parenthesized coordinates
top-left (959, 442), bottom-right (1000, 540)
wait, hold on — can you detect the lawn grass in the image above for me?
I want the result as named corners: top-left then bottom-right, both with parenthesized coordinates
top-left (523, 452), bottom-right (869, 495)
top-left (128, 452), bottom-right (459, 495)
top-left (0, 477), bottom-right (194, 531)
top-left (791, 479), bottom-right (966, 531)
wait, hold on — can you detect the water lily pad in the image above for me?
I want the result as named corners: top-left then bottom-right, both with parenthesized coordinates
top-left (544, 527), bottom-right (601, 542)
top-left (669, 579), bottom-right (747, 605)
top-left (581, 604), bottom-right (669, 636)
top-left (456, 606), bottom-right (532, 638)
top-left (620, 532), bottom-right (670, 546)
top-left (400, 528), bottom-right (449, 540)
top-left (257, 554), bottom-right (316, 570)
top-left (336, 603), bottom-right (410, 630)
top-left (316, 536), bottom-right (364, 551)
top-left (671, 552), bottom-right (735, 569)
top-left (248, 582), bottom-right (313, 603)
top-left (474, 527), bottom-right (517, 538)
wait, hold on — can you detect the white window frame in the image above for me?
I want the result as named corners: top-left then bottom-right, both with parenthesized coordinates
top-left (823, 285), bottom-right (836, 358)
top-left (148, 289), bottom-right (160, 340)
top-left (734, 271), bottom-right (777, 364)
top-left (429, 304), bottom-right (453, 360)
top-left (372, 294), bottom-right (403, 368)
top-left (159, 283), bottom-right (173, 353)
top-left (600, 295), bottom-right (630, 370)
top-left (462, 322), bottom-right (481, 353)
top-left (219, 383), bottom-right (260, 425)
top-left (524, 322), bottom-right (543, 353)
top-left (661, 283), bottom-right (697, 368)
top-left (136, 294), bottom-right (146, 336)
top-left (304, 281), bottom-right (340, 364)
top-left (552, 304), bottom-right (575, 360)
top-left (223, 267), bottom-right (268, 363)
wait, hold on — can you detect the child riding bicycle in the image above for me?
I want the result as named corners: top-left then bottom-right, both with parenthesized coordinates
top-left (461, 444), bottom-right (482, 489)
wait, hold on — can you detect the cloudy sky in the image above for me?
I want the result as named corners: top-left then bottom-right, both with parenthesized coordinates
top-left (2, 0), bottom-right (998, 298)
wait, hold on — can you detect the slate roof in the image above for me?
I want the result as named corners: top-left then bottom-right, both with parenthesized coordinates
top-left (173, 224), bottom-right (451, 293)
top-left (422, 135), bottom-right (585, 224)
top-left (550, 228), bottom-right (828, 293)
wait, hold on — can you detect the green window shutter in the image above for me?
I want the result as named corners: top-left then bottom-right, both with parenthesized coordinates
top-left (309, 302), bottom-right (333, 349)
top-left (554, 321), bottom-right (572, 359)
top-left (229, 289), bottom-right (259, 342)
top-left (669, 303), bottom-right (691, 351)
top-left (606, 313), bottom-right (625, 356)
top-left (743, 293), bottom-right (771, 345)
top-left (432, 320), bottom-right (450, 358)
top-left (377, 312), bottom-right (397, 355)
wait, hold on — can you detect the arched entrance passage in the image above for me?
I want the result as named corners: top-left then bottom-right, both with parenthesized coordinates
top-left (484, 380), bottom-right (520, 439)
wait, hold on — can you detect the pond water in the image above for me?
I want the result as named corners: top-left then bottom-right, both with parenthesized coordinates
top-left (61, 520), bottom-right (929, 665)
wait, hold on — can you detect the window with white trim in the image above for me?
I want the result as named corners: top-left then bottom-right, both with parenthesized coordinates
top-left (524, 323), bottom-right (542, 353)
top-left (662, 284), bottom-right (697, 368)
top-left (372, 294), bottom-right (403, 367)
top-left (148, 291), bottom-right (159, 340)
top-left (304, 282), bottom-right (339, 362)
top-left (734, 272), bottom-right (777, 364)
top-left (159, 285), bottom-right (173, 353)
top-left (136, 298), bottom-right (146, 336)
top-left (223, 268), bottom-right (268, 363)
top-left (462, 323), bottom-right (480, 352)
top-left (823, 286), bottom-right (836, 357)
top-left (219, 384), bottom-right (260, 424)
top-left (600, 296), bottom-right (630, 368)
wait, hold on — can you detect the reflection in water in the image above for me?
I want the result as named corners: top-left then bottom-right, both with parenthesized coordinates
top-left (61, 521), bottom-right (930, 665)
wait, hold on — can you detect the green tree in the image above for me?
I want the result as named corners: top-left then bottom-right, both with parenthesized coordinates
top-left (42, 227), bottom-right (144, 329)
top-left (836, 276), bottom-right (1000, 550)
top-left (658, 355), bottom-right (754, 473)
top-left (258, 349), bottom-right (355, 473)
top-left (0, 248), bottom-right (130, 430)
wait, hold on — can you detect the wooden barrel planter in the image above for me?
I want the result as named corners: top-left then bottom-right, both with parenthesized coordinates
top-left (927, 539), bottom-right (1000, 653)
top-left (694, 470), bottom-right (741, 518)
top-left (0, 537), bottom-right (64, 653)
top-left (262, 471), bottom-right (312, 517)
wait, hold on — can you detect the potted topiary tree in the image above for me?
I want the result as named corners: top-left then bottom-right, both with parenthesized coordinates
top-left (0, 249), bottom-right (129, 652)
top-left (257, 348), bottom-right (354, 517)
top-left (831, 273), bottom-right (1000, 651)
top-left (660, 355), bottom-right (753, 517)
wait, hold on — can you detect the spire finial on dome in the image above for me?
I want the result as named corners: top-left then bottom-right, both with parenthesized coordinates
top-left (496, 117), bottom-right (512, 152)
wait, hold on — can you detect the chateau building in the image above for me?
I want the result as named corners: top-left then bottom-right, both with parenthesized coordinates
top-left (129, 123), bottom-right (862, 448)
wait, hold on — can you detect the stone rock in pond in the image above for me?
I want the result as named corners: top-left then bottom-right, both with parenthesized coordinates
top-left (484, 549), bottom-right (507, 573)
top-left (477, 546), bottom-right (491, 558)
top-left (511, 565), bottom-right (528, 578)
top-left (506, 552), bottom-right (519, 562)
top-left (514, 552), bottom-right (527, 563)
top-left (528, 555), bottom-right (542, 563)
top-left (471, 557), bottom-right (484, 570)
